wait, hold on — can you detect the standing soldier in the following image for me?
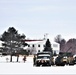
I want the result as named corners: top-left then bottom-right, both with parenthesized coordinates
top-left (6, 57), bottom-right (9, 62)
top-left (17, 54), bottom-right (19, 62)
top-left (33, 54), bottom-right (36, 66)
top-left (23, 55), bottom-right (26, 63)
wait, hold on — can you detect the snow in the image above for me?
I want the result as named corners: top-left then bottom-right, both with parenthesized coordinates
top-left (0, 55), bottom-right (76, 74)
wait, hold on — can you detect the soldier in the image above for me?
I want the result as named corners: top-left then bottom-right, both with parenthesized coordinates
top-left (23, 55), bottom-right (26, 63)
top-left (33, 54), bottom-right (36, 66)
top-left (6, 57), bottom-right (9, 62)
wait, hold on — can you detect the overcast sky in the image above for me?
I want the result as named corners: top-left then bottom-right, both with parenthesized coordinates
top-left (0, 0), bottom-right (76, 41)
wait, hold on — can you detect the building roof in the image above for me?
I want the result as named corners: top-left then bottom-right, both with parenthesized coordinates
top-left (25, 39), bottom-right (59, 45)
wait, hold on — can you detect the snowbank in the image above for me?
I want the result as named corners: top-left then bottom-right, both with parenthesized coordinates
top-left (0, 55), bottom-right (76, 74)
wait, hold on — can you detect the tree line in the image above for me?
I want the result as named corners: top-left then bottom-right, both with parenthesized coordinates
top-left (54, 35), bottom-right (76, 55)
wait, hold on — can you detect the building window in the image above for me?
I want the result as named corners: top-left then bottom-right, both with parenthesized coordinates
top-left (38, 50), bottom-right (40, 52)
top-left (53, 44), bottom-right (58, 47)
top-left (28, 45), bottom-right (30, 47)
top-left (38, 44), bottom-right (40, 47)
top-left (32, 44), bottom-right (34, 47)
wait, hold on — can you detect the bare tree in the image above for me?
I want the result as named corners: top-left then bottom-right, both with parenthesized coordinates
top-left (54, 35), bottom-right (62, 44)
top-left (54, 35), bottom-right (66, 51)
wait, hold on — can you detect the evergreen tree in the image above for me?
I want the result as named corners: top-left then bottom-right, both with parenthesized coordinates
top-left (0, 27), bottom-right (28, 62)
top-left (43, 39), bottom-right (53, 53)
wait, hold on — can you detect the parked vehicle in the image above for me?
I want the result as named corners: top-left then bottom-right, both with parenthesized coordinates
top-left (55, 54), bottom-right (65, 66)
top-left (68, 56), bottom-right (74, 65)
top-left (33, 51), bottom-right (53, 66)
top-left (55, 52), bottom-right (75, 66)
top-left (35, 54), bottom-right (51, 66)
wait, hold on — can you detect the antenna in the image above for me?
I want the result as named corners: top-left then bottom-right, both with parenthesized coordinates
top-left (44, 33), bottom-right (48, 40)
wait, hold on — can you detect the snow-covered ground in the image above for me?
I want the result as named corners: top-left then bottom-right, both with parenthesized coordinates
top-left (0, 55), bottom-right (76, 74)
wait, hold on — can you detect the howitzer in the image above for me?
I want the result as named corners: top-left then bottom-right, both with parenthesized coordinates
top-left (55, 47), bottom-right (75, 66)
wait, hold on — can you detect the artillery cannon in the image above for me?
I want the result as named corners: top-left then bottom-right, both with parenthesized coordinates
top-left (55, 52), bottom-right (75, 66)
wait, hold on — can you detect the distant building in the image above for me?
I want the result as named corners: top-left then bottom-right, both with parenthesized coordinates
top-left (24, 38), bottom-right (60, 54)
